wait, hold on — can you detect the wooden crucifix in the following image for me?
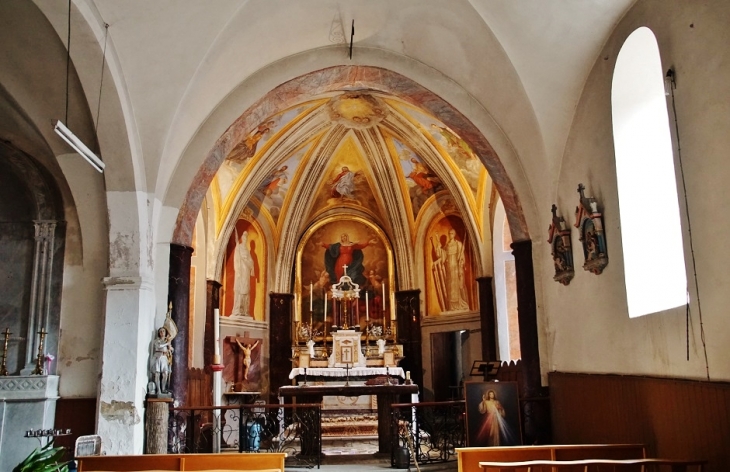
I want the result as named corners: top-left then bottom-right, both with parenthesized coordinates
top-left (226, 333), bottom-right (261, 382)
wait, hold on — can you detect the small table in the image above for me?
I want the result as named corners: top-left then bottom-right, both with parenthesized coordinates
top-left (279, 383), bottom-right (419, 455)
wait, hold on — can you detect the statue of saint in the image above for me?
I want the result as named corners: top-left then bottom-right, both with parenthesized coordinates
top-left (149, 303), bottom-right (177, 396)
top-left (152, 327), bottom-right (173, 394)
top-left (233, 228), bottom-right (256, 317)
top-left (235, 338), bottom-right (260, 381)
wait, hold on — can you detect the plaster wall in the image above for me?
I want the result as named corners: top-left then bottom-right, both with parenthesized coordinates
top-left (56, 153), bottom-right (108, 398)
top-left (543, 0), bottom-right (730, 382)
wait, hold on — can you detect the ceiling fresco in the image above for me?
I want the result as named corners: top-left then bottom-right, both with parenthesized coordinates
top-left (206, 91), bottom-right (494, 253)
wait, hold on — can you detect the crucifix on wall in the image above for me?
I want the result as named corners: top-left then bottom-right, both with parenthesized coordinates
top-left (225, 333), bottom-right (262, 388)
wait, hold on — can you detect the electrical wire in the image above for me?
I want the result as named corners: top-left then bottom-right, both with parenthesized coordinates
top-left (668, 69), bottom-right (710, 381)
top-left (95, 24), bottom-right (109, 136)
top-left (65, 0), bottom-right (71, 124)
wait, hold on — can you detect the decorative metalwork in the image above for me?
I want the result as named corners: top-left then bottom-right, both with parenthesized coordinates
top-left (391, 400), bottom-right (466, 466)
top-left (168, 403), bottom-right (321, 468)
top-left (330, 264), bottom-right (361, 329)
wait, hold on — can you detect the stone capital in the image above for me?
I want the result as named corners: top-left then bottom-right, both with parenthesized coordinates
top-left (102, 276), bottom-right (154, 291)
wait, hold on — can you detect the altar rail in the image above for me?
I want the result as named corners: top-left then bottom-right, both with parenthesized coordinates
top-left (168, 403), bottom-right (321, 468)
top-left (391, 400), bottom-right (466, 467)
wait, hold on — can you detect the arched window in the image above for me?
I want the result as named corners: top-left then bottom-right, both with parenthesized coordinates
top-left (493, 199), bottom-right (520, 360)
top-left (612, 27), bottom-right (687, 318)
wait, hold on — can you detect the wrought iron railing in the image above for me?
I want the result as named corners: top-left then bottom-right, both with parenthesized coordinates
top-left (169, 403), bottom-right (321, 468)
top-left (391, 400), bottom-right (466, 466)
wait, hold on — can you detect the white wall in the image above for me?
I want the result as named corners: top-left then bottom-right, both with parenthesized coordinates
top-left (542, 0), bottom-right (730, 382)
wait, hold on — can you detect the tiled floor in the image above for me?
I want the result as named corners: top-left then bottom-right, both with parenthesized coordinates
top-left (286, 436), bottom-right (457, 471)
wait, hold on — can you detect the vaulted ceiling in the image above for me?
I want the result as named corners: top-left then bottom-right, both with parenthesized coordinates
top-left (7, 0), bottom-right (637, 252)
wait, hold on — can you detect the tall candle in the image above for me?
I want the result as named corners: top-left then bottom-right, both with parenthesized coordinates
top-left (213, 308), bottom-right (220, 361)
top-left (365, 291), bottom-right (369, 321)
top-left (310, 282), bottom-right (313, 311)
top-left (382, 283), bottom-right (386, 310)
top-left (324, 292), bottom-right (327, 318)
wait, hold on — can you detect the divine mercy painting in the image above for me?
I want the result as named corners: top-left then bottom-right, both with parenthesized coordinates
top-left (464, 381), bottom-right (522, 447)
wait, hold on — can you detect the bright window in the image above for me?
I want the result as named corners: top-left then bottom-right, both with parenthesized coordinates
top-left (493, 199), bottom-right (520, 360)
top-left (611, 27), bottom-right (687, 318)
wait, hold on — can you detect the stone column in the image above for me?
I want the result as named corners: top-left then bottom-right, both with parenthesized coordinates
top-left (22, 220), bottom-right (57, 372)
top-left (268, 293), bottom-right (293, 404)
top-left (395, 290), bottom-right (422, 393)
top-left (97, 276), bottom-right (155, 455)
top-left (168, 244), bottom-right (193, 406)
top-left (511, 240), bottom-right (551, 444)
top-left (476, 276), bottom-right (497, 361)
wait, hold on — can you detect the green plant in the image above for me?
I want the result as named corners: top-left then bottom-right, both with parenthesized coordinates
top-left (13, 440), bottom-right (70, 472)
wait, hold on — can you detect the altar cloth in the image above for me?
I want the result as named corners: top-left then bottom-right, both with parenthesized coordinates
top-left (289, 367), bottom-right (405, 379)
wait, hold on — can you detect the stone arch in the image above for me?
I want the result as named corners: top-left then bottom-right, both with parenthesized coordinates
top-left (172, 65), bottom-right (529, 250)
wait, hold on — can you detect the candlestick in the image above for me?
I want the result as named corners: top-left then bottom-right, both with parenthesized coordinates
top-left (382, 283), bottom-right (385, 310)
top-left (324, 292), bottom-right (327, 318)
top-left (365, 291), bottom-right (369, 322)
top-left (0, 327), bottom-right (11, 376)
top-left (213, 308), bottom-right (220, 364)
top-left (31, 328), bottom-right (47, 375)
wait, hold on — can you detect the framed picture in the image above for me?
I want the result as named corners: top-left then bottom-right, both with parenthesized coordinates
top-left (464, 381), bottom-right (522, 447)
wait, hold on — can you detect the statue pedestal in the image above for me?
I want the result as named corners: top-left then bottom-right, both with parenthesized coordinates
top-left (328, 330), bottom-right (366, 367)
top-left (145, 397), bottom-right (173, 454)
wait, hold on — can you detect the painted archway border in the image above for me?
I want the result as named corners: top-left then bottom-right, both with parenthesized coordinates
top-left (172, 65), bottom-right (528, 245)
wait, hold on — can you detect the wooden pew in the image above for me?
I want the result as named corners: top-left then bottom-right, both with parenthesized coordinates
top-left (76, 452), bottom-right (287, 471)
top-left (457, 444), bottom-right (646, 472)
top-left (479, 458), bottom-right (707, 472)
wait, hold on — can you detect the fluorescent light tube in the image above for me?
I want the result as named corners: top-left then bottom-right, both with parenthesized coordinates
top-left (54, 120), bottom-right (105, 173)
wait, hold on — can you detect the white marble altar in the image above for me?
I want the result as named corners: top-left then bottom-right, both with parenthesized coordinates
top-left (0, 375), bottom-right (59, 472)
top-left (289, 367), bottom-right (405, 379)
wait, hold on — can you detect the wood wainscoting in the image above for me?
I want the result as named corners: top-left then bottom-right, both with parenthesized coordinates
top-left (54, 397), bottom-right (97, 457)
top-left (549, 372), bottom-right (730, 472)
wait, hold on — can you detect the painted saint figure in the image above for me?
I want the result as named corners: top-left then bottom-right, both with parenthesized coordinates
top-left (366, 269), bottom-right (384, 318)
top-left (233, 228), bottom-right (256, 317)
top-left (477, 390), bottom-right (507, 446)
top-left (434, 229), bottom-right (470, 311)
top-left (235, 339), bottom-right (261, 380)
top-left (408, 157), bottom-right (441, 192)
top-left (330, 166), bottom-right (361, 199)
top-left (259, 165), bottom-right (288, 198)
top-left (321, 233), bottom-right (376, 285)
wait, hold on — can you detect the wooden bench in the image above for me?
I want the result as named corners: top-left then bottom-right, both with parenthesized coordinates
top-left (76, 452), bottom-right (287, 471)
top-left (479, 458), bottom-right (707, 472)
top-left (457, 445), bottom-right (647, 472)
